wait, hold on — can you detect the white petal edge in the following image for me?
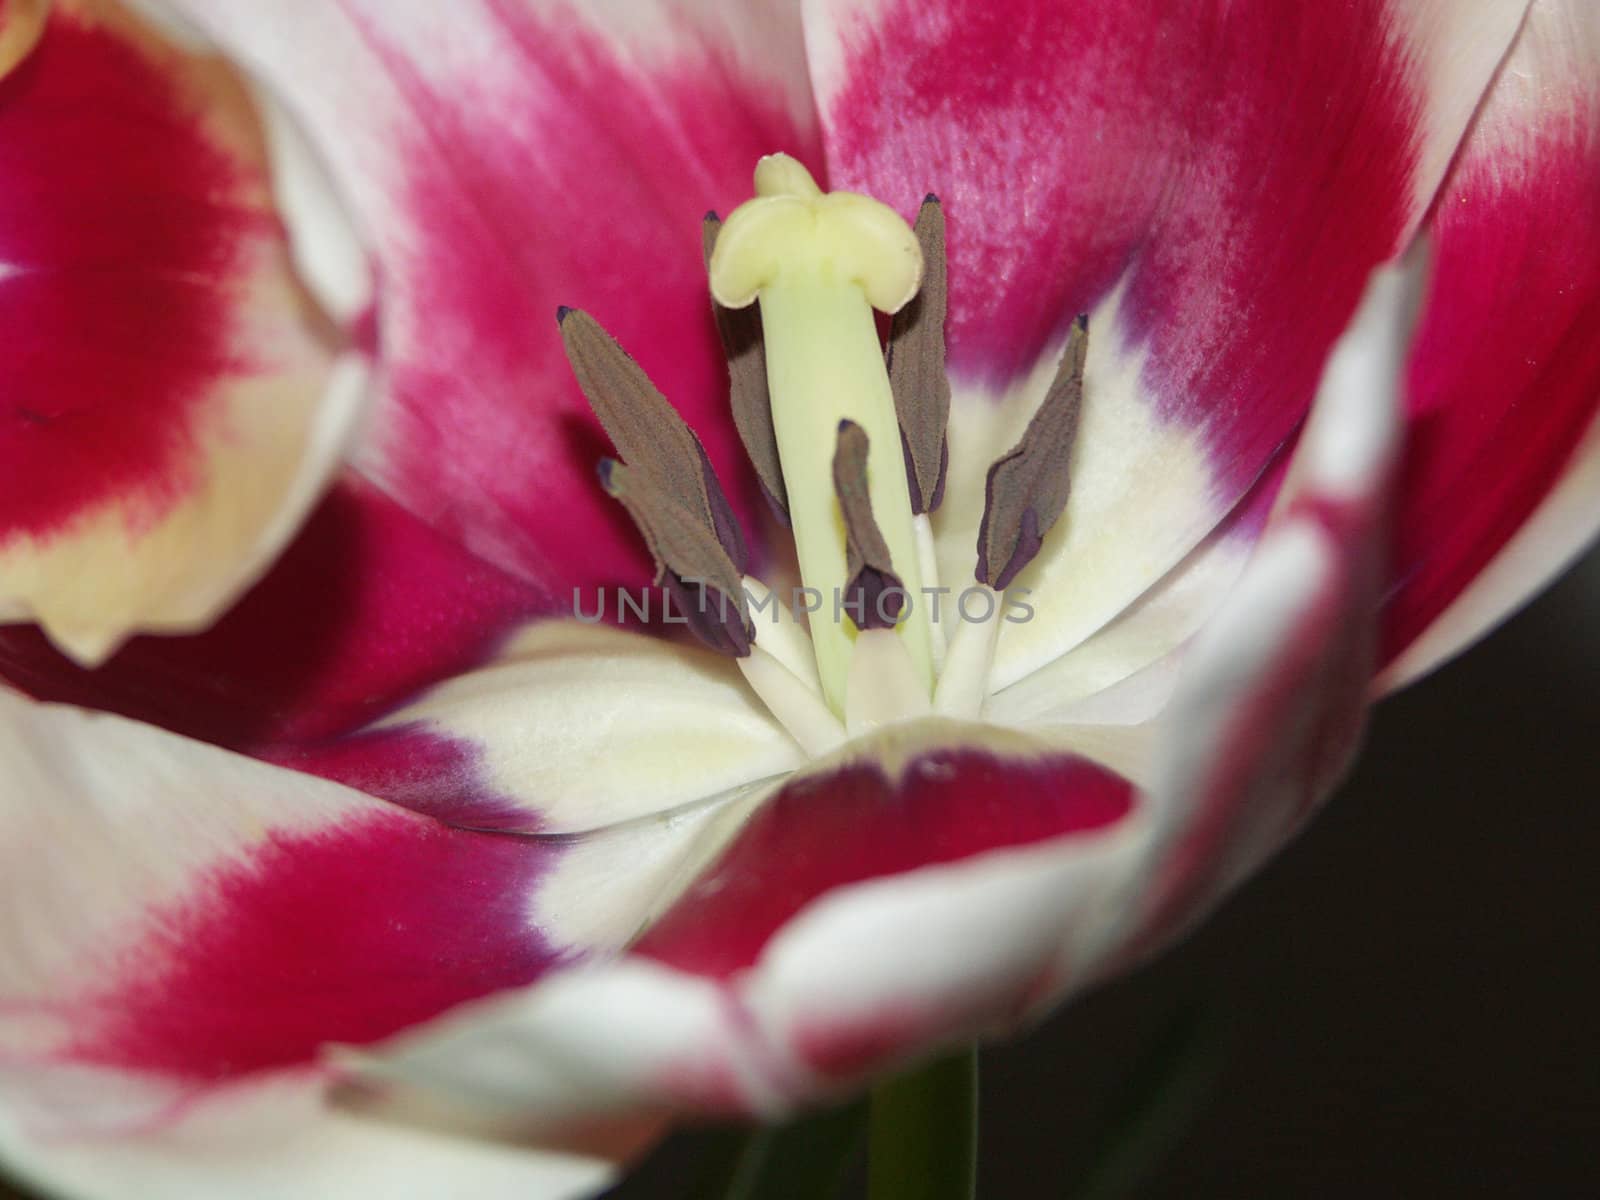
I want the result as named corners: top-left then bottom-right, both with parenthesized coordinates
top-left (1380, 403), bottom-right (1600, 689)
top-left (131, 0), bottom-right (374, 324)
top-left (0, 1074), bottom-right (613, 1200)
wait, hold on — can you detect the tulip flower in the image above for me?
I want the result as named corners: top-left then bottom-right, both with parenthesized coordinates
top-left (2, 1), bottom-right (1597, 1197)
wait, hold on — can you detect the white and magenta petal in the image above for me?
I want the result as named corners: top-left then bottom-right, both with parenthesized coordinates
top-left (0, 690), bottom-right (630, 1196)
top-left (0, 480), bottom-right (548, 751)
top-left (157, 0), bottom-right (822, 595)
top-left (633, 727), bottom-right (1145, 1093)
top-left (0, 692), bottom-right (571, 1121)
top-left (271, 620), bottom-right (805, 833)
top-left (341, 723), bottom-right (1148, 1121)
top-left (277, 255), bottom-right (1421, 1127)
top-left (1134, 256), bottom-right (1424, 945)
top-left (1382, 0), bottom-right (1600, 684)
top-left (0, 2), bottom-right (365, 665)
top-left (804, 0), bottom-right (1527, 683)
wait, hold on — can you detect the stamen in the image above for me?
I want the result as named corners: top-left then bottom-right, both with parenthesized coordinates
top-left (913, 511), bottom-right (947, 671)
top-left (738, 646), bottom-right (846, 757)
top-left (702, 214), bottom-right (787, 521)
top-left (740, 575), bottom-right (821, 693)
top-left (560, 306), bottom-right (746, 570)
top-left (739, 575), bottom-right (841, 753)
top-left (976, 315), bottom-right (1089, 590)
top-left (846, 629), bottom-right (932, 737)
top-left (832, 420), bottom-right (906, 631)
top-left (559, 303), bottom-right (834, 768)
top-left (886, 196), bottom-right (952, 669)
top-left (596, 459), bottom-right (752, 657)
top-left (887, 195), bottom-right (951, 516)
top-left (933, 586), bottom-right (1001, 719)
top-left (709, 153), bottom-right (934, 714)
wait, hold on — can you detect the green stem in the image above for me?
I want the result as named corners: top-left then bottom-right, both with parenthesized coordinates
top-left (685, 1100), bottom-right (869, 1200)
top-left (1064, 1004), bottom-right (1223, 1200)
top-left (868, 1048), bottom-right (979, 1200)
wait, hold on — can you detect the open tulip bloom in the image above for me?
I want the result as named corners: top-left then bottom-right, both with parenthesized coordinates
top-left (0, 0), bottom-right (1597, 1196)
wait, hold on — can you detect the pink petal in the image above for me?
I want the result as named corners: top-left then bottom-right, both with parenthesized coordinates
top-left (0, 694), bottom-right (566, 1122)
top-left (0, 2), bottom-right (364, 664)
top-left (812, 0), bottom-right (1525, 679)
top-left (0, 688), bottom-right (748, 1183)
top-left (0, 479), bottom-right (546, 750)
top-left (160, 0), bottom-right (823, 592)
top-left (809, 0), bottom-right (1517, 430)
top-left (634, 736), bottom-right (1135, 979)
top-left (0, 609), bottom-right (793, 1167)
top-left (1382, 0), bottom-right (1600, 683)
top-left (62, 813), bottom-right (559, 1084)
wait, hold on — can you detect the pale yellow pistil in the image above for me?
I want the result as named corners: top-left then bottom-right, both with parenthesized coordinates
top-left (710, 155), bottom-right (933, 716)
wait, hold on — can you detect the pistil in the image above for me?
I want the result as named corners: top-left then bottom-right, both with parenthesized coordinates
top-left (710, 154), bottom-right (933, 715)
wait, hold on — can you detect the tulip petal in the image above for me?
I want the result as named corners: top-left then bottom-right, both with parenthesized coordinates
top-left (0, 480), bottom-right (548, 750)
top-left (1381, 0), bottom-right (1600, 685)
top-left (1137, 255), bottom-right (1422, 942)
top-left (804, 0), bottom-right (1527, 684)
top-left (341, 720), bottom-right (1147, 1121)
top-left (154, 0), bottom-right (822, 594)
top-left (0, 1), bottom-right (365, 665)
top-left (0, 1075), bottom-right (614, 1200)
top-left (270, 620), bottom-right (805, 833)
top-left (0, 692), bottom-right (572, 1129)
top-left (0, 684), bottom-right (795, 1188)
top-left (1383, 405), bottom-right (1600, 691)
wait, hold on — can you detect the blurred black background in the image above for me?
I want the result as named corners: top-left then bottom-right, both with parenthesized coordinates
top-left (4, 544), bottom-right (1596, 1198)
top-left (980, 537), bottom-right (1599, 1197)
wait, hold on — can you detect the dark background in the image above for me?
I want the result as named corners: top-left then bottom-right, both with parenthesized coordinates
top-left (4, 543), bottom-right (1597, 1198)
top-left (979, 537), bottom-right (1600, 1197)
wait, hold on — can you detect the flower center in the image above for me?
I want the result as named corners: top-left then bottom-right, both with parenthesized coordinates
top-left (560, 154), bottom-right (1087, 757)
